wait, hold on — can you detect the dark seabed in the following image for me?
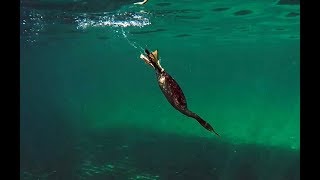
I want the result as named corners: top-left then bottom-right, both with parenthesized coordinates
top-left (20, 0), bottom-right (300, 179)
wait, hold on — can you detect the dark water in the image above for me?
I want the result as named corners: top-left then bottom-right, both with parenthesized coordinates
top-left (20, 0), bottom-right (300, 179)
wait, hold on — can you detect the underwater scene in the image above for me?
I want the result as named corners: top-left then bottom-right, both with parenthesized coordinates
top-left (20, 0), bottom-right (300, 179)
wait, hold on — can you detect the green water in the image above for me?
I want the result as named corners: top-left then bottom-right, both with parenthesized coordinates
top-left (20, 0), bottom-right (300, 179)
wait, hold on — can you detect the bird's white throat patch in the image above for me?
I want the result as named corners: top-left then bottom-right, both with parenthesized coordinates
top-left (159, 76), bottom-right (166, 84)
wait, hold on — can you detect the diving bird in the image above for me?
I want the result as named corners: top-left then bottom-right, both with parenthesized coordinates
top-left (139, 49), bottom-right (220, 136)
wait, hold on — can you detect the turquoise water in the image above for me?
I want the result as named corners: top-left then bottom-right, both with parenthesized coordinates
top-left (20, 0), bottom-right (300, 179)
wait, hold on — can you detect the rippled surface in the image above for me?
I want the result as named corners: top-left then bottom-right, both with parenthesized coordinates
top-left (20, 0), bottom-right (300, 44)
